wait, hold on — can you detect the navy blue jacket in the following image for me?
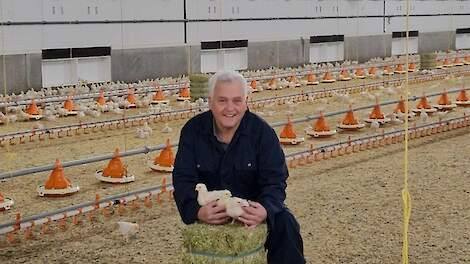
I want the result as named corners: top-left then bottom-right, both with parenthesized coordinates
top-left (172, 110), bottom-right (288, 226)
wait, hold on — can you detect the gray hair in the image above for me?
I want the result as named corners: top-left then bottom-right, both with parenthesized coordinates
top-left (208, 71), bottom-right (249, 97)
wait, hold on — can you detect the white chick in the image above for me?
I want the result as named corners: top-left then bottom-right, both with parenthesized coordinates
top-left (370, 120), bottom-right (380, 131)
top-left (135, 128), bottom-right (149, 139)
top-left (8, 115), bottom-right (17, 123)
top-left (142, 122), bottom-right (153, 135)
top-left (435, 111), bottom-right (447, 121)
top-left (195, 183), bottom-right (232, 206)
top-left (390, 115), bottom-right (404, 125)
top-left (226, 197), bottom-right (250, 223)
top-left (117, 221), bottom-right (139, 239)
top-left (18, 111), bottom-right (29, 121)
top-left (32, 122), bottom-right (45, 130)
top-left (161, 123), bottom-right (173, 133)
top-left (419, 110), bottom-right (428, 123)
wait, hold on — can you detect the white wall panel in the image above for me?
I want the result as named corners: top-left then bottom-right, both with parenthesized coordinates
top-left (454, 15), bottom-right (470, 29)
top-left (340, 18), bottom-right (384, 36)
top-left (121, 0), bottom-right (183, 20)
top-left (42, 0), bottom-right (67, 22)
top-left (309, 42), bottom-right (344, 63)
top-left (223, 48), bottom-right (248, 71)
top-left (386, 16), bottom-right (455, 33)
top-left (77, 56), bottom-right (112, 83)
top-left (201, 50), bottom-right (220, 73)
top-left (186, 0), bottom-right (220, 19)
top-left (456, 34), bottom-right (470, 50)
top-left (392, 37), bottom-right (418, 55)
top-left (74, 0), bottom-right (122, 21)
top-left (121, 23), bottom-right (185, 49)
top-left (1, 26), bottom-right (43, 55)
top-left (200, 48), bottom-right (247, 73)
top-left (42, 24), bottom-right (120, 49)
top-left (452, 0), bottom-right (470, 15)
top-left (187, 18), bottom-right (384, 44)
top-left (42, 59), bottom-right (77, 87)
top-left (1, 0), bottom-right (43, 22)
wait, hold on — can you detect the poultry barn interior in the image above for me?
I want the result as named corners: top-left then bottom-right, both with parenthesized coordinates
top-left (1, 0), bottom-right (470, 263)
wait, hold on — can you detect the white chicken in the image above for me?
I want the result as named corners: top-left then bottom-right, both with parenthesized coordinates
top-left (419, 110), bottom-right (429, 123)
top-left (117, 221), bottom-right (139, 239)
top-left (370, 120), bottom-right (380, 131)
top-left (161, 123), bottom-right (173, 133)
top-left (225, 197), bottom-right (249, 223)
top-left (142, 122), bottom-right (153, 135)
top-left (195, 183), bottom-right (231, 206)
top-left (135, 128), bottom-right (150, 139)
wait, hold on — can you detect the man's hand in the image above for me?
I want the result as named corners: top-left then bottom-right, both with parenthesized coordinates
top-left (239, 201), bottom-right (267, 228)
top-left (197, 201), bottom-right (230, 224)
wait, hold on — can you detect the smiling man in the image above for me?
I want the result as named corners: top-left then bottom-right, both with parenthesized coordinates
top-left (173, 71), bottom-right (305, 264)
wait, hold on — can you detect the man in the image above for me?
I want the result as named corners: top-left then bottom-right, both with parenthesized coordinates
top-left (173, 71), bottom-right (305, 264)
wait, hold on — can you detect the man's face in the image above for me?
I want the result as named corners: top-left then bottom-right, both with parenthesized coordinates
top-left (209, 81), bottom-right (247, 132)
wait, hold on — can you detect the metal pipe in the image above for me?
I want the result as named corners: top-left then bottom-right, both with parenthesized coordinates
top-left (0, 183), bottom-right (172, 233)
top-left (0, 142), bottom-right (175, 180)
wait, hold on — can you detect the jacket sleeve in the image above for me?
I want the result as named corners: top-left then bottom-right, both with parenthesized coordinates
top-left (256, 125), bottom-right (288, 227)
top-left (172, 124), bottom-right (201, 225)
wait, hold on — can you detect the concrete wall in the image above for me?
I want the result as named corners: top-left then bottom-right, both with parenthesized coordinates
top-left (418, 31), bottom-right (456, 53)
top-left (344, 34), bottom-right (392, 63)
top-left (0, 54), bottom-right (42, 94)
top-left (247, 39), bottom-right (309, 70)
top-left (111, 46), bottom-right (190, 82)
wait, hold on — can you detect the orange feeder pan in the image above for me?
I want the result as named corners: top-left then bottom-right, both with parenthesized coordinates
top-left (37, 160), bottom-right (80, 197)
top-left (364, 104), bottom-right (391, 125)
top-left (306, 73), bottom-right (319, 85)
top-left (393, 97), bottom-right (415, 119)
top-left (321, 72), bottom-right (336, 83)
top-left (407, 63), bottom-right (417, 72)
top-left (337, 108), bottom-right (365, 131)
top-left (0, 193), bottom-right (14, 211)
top-left (354, 68), bottom-right (366, 79)
top-left (266, 78), bottom-right (278, 90)
top-left (125, 90), bottom-right (137, 108)
top-left (96, 148), bottom-right (135, 183)
top-left (464, 56), bottom-right (470, 65)
top-left (383, 66), bottom-right (394, 75)
top-left (455, 90), bottom-right (470, 107)
top-left (306, 113), bottom-right (337, 138)
top-left (368, 67), bottom-right (378, 77)
top-left (412, 95), bottom-right (437, 114)
top-left (63, 97), bottom-right (78, 116)
top-left (148, 139), bottom-right (175, 172)
top-left (151, 88), bottom-right (170, 104)
top-left (250, 80), bottom-right (260, 93)
top-left (25, 100), bottom-right (43, 120)
top-left (432, 91), bottom-right (457, 111)
top-left (96, 90), bottom-right (108, 106)
top-left (279, 118), bottom-right (304, 145)
top-left (177, 87), bottom-right (191, 101)
top-left (442, 58), bottom-right (453, 67)
top-left (435, 60), bottom-right (444, 69)
top-left (394, 64), bottom-right (406, 74)
top-left (453, 57), bottom-right (464, 66)
top-left (339, 69), bottom-right (352, 81)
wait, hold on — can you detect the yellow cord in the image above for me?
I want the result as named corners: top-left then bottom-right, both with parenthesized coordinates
top-left (402, 0), bottom-right (412, 263)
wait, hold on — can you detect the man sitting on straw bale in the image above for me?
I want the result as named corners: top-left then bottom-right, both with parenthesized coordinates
top-left (173, 71), bottom-right (305, 264)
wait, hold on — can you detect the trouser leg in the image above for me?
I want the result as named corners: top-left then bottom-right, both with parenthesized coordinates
top-left (265, 210), bottom-right (305, 264)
